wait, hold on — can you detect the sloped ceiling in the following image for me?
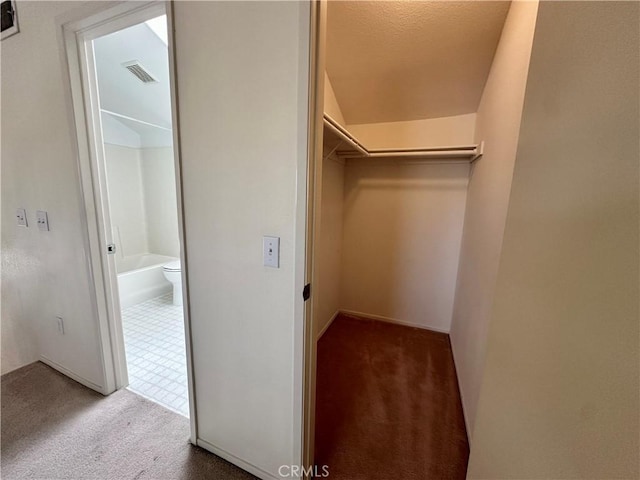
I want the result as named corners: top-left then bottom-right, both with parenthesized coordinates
top-left (93, 18), bottom-right (172, 131)
top-left (326, 1), bottom-right (511, 124)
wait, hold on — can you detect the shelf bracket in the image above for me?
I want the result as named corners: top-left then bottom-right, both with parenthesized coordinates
top-left (471, 141), bottom-right (485, 163)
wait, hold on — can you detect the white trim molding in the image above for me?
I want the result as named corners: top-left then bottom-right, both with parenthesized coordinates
top-left (39, 356), bottom-right (106, 394)
top-left (339, 310), bottom-right (451, 334)
top-left (316, 311), bottom-right (339, 340)
top-left (196, 439), bottom-right (279, 480)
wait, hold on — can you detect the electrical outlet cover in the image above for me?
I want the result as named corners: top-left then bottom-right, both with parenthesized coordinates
top-left (36, 210), bottom-right (49, 231)
top-left (16, 208), bottom-right (27, 227)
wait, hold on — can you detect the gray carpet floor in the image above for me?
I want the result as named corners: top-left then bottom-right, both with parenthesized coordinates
top-left (1, 362), bottom-right (255, 480)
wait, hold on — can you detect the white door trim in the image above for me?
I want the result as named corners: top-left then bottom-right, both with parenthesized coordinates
top-left (300, 0), bottom-right (325, 474)
top-left (58, 1), bottom-right (197, 443)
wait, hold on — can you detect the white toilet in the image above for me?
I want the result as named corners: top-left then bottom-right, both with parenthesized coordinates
top-left (162, 260), bottom-right (182, 306)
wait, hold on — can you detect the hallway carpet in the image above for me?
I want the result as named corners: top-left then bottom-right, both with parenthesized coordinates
top-left (1, 362), bottom-right (255, 480)
top-left (314, 314), bottom-right (469, 480)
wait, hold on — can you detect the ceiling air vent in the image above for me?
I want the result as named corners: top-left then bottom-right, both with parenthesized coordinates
top-left (122, 60), bottom-right (158, 84)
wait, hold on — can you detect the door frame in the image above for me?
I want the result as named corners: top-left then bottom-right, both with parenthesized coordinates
top-left (300, 0), bottom-right (326, 473)
top-left (59, 1), bottom-right (197, 442)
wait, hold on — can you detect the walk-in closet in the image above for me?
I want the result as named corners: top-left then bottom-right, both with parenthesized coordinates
top-left (311, 1), bottom-right (539, 478)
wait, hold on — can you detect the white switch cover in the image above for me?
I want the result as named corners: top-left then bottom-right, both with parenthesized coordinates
top-left (16, 208), bottom-right (27, 227)
top-left (56, 316), bottom-right (65, 335)
top-left (36, 210), bottom-right (49, 231)
top-left (263, 236), bottom-right (280, 268)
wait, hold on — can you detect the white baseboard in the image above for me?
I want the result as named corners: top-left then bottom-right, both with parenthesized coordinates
top-left (196, 438), bottom-right (278, 480)
top-left (39, 355), bottom-right (106, 395)
top-left (339, 310), bottom-right (450, 334)
top-left (316, 310), bottom-right (340, 340)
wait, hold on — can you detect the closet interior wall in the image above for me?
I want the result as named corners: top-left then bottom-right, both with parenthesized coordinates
top-left (450, 0), bottom-right (540, 436)
top-left (315, 76), bottom-right (473, 337)
top-left (314, 0), bottom-right (540, 440)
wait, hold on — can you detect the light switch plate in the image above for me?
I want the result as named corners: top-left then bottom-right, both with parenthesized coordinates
top-left (263, 236), bottom-right (280, 268)
top-left (36, 210), bottom-right (49, 231)
top-left (16, 208), bottom-right (27, 227)
top-left (56, 316), bottom-right (65, 335)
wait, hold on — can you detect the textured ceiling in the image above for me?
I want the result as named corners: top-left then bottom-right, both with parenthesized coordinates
top-left (326, 1), bottom-right (511, 124)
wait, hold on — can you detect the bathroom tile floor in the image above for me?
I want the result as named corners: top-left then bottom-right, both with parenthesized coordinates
top-left (121, 293), bottom-right (189, 417)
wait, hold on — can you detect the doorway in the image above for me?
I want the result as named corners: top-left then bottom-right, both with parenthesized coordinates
top-left (303, 1), bottom-right (518, 477)
top-left (92, 14), bottom-right (187, 417)
top-left (62, 2), bottom-right (194, 426)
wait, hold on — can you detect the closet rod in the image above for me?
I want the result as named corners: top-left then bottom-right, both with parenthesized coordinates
top-left (323, 112), bottom-right (484, 161)
top-left (338, 144), bottom-right (483, 160)
top-left (365, 150), bottom-right (479, 159)
top-left (368, 145), bottom-right (478, 154)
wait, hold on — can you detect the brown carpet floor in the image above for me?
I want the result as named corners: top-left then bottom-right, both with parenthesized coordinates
top-left (314, 314), bottom-right (469, 480)
top-left (1, 362), bottom-right (255, 480)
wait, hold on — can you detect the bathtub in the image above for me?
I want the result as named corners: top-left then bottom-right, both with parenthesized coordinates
top-left (116, 253), bottom-right (178, 308)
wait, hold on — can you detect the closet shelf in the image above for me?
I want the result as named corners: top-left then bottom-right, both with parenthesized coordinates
top-left (323, 113), bottom-right (483, 162)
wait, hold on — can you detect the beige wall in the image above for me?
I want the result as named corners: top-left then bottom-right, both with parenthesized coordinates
top-left (315, 155), bottom-right (345, 338)
top-left (449, 0), bottom-right (539, 436)
top-left (2, 2), bottom-right (310, 476)
top-left (1, 1), bottom-right (111, 383)
top-left (0, 275), bottom-right (38, 375)
top-left (173, 1), bottom-right (309, 476)
top-left (347, 113), bottom-right (476, 150)
top-left (340, 161), bottom-right (468, 332)
top-left (324, 71), bottom-right (346, 126)
top-left (468, 2), bottom-right (639, 478)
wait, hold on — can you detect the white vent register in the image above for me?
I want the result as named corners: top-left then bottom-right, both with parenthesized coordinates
top-left (122, 60), bottom-right (158, 84)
